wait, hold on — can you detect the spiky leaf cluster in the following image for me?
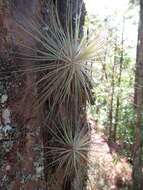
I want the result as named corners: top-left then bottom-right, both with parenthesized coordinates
top-left (15, 1), bottom-right (104, 113)
top-left (46, 117), bottom-right (91, 178)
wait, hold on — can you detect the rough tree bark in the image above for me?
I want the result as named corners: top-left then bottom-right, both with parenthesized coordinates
top-left (0, 1), bottom-right (44, 189)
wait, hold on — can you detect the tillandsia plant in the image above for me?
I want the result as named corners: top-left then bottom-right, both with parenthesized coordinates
top-left (14, 0), bottom-right (104, 116)
top-left (45, 116), bottom-right (91, 181)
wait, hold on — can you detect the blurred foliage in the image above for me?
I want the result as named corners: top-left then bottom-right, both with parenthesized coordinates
top-left (86, 13), bottom-right (137, 158)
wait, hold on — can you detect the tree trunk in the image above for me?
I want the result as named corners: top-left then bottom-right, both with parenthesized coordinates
top-left (133, 0), bottom-right (143, 189)
top-left (0, 0), bottom-right (87, 189)
top-left (108, 37), bottom-right (117, 141)
top-left (113, 17), bottom-right (125, 142)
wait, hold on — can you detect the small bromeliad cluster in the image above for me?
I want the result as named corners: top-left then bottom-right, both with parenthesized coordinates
top-left (13, 0), bottom-right (104, 185)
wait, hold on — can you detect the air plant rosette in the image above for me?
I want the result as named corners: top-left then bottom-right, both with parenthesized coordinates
top-left (45, 116), bottom-right (91, 187)
top-left (14, 0), bottom-right (105, 116)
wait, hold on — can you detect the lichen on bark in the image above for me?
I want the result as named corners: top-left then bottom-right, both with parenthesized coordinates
top-left (0, 1), bottom-right (45, 189)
